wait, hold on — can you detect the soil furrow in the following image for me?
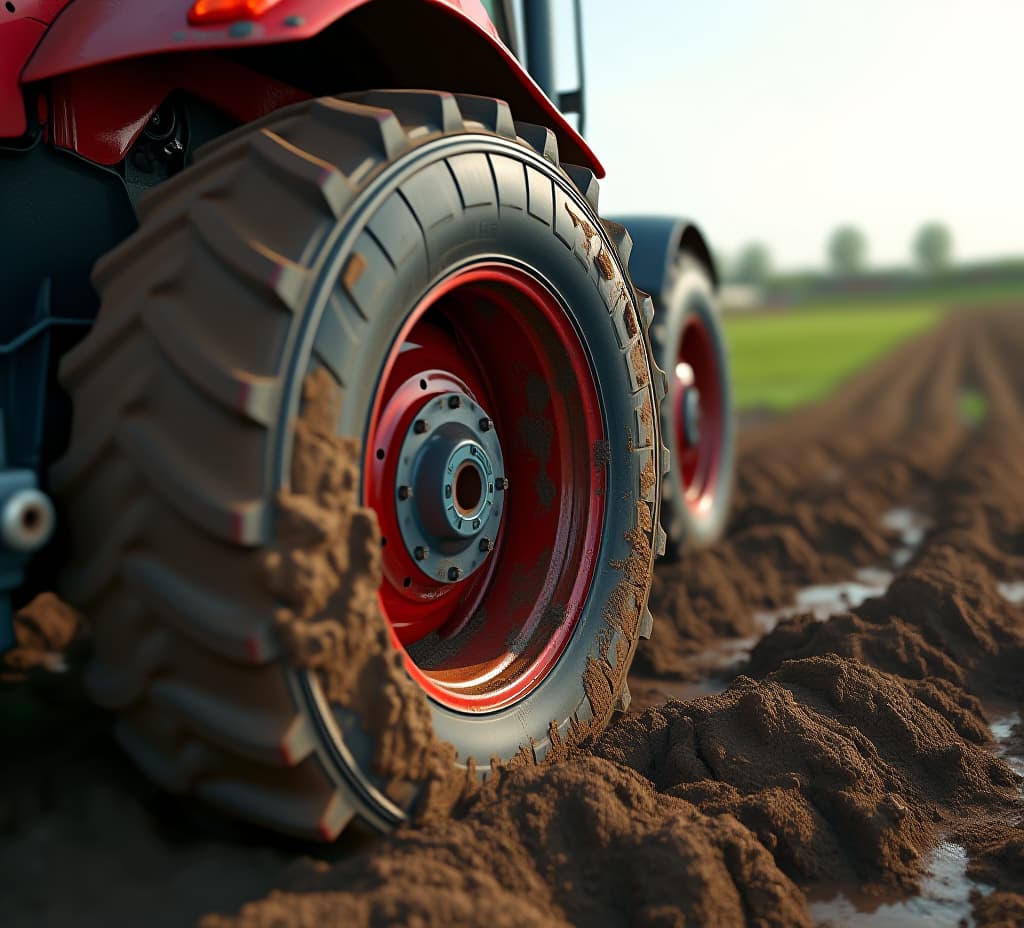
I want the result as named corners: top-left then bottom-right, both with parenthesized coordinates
top-left (1, 305), bottom-right (1022, 928)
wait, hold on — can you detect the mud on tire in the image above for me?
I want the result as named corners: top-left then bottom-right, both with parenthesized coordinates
top-left (52, 91), bottom-right (667, 838)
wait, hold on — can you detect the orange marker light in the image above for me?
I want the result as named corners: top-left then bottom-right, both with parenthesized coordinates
top-left (188, 0), bottom-right (285, 25)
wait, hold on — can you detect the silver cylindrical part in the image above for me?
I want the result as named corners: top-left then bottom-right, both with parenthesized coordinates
top-left (2, 488), bottom-right (55, 553)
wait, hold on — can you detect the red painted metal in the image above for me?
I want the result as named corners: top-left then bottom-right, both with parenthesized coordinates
top-left (0, 2), bottom-right (73, 136)
top-left (366, 321), bottom-right (497, 646)
top-left (364, 264), bottom-right (606, 713)
top-left (674, 316), bottom-right (723, 515)
top-left (6, 1), bottom-right (71, 16)
top-left (188, 0), bottom-right (285, 24)
top-left (23, 0), bottom-right (496, 74)
top-left (0, 18), bottom-right (45, 138)
top-left (48, 55), bottom-right (308, 164)
top-left (15, 0), bottom-right (602, 173)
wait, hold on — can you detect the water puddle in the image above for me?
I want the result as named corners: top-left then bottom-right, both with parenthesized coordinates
top-left (749, 501), bottom-right (933, 629)
top-left (881, 506), bottom-right (932, 568)
top-left (809, 841), bottom-right (994, 927)
top-left (755, 508), bottom-right (932, 631)
top-left (642, 508), bottom-right (935, 705)
top-left (638, 499), bottom-right (1016, 925)
top-left (996, 581), bottom-right (1024, 606)
top-left (754, 567), bottom-right (894, 627)
top-left (809, 713), bottom-right (1022, 927)
top-left (990, 710), bottom-right (1024, 780)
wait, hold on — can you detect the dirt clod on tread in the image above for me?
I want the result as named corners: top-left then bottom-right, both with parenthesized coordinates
top-left (0, 594), bottom-right (83, 683)
top-left (265, 369), bottom-right (457, 808)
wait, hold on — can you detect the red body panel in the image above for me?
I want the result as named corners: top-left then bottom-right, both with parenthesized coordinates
top-left (4, 0), bottom-right (601, 173)
top-left (0, 19), bottom-right (45, 137)
top-left (47, 56), bottom-right (310, 163)
top-left (0, 0), bottom-right (73, 137)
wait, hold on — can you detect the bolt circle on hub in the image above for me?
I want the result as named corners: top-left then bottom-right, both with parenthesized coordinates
top-left (394, 390), bottom-right (505, 585)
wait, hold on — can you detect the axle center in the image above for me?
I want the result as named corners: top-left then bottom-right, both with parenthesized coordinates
top-left (419, 436), bottom-right (495, 538)
top-left (394, 390), bottom-right (506, 584)
top-left (453, 460), bottom-right (484, 517)
top-left (682, 386), bottom-right (702, 446)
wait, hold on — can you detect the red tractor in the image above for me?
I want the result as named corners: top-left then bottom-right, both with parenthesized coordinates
top-left (0, 0), bottom-right (733, 838)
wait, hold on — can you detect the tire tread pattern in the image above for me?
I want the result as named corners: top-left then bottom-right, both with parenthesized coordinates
top-left (55, 91), bottom-right (667, 838)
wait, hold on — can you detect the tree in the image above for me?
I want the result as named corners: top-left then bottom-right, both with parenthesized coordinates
top-left (733, 242), bottom-right (772, 287)
top-left (913, 222), bottom-right (953, 274)
top-left (828, 225), bottom-right (867, 276)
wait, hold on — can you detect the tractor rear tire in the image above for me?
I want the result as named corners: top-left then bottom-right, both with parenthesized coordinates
top-left (52, 91), bottom-right (667, 838)
top-left (655, 251), bottom-right (735, 554)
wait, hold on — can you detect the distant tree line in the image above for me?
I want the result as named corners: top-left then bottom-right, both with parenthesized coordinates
top-left (721, 222), bottom-right (955, 285)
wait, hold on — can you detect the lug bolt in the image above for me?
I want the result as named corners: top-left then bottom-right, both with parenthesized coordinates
top-left (495, 476), bottom-right (509, 491)
top-left (398, 485), bottom-right (413, 501)
top-left (414, 545), bottom-right (429, 561)
top-left (479, 417), bottom-right (493, 432)
top-left (413, 419), bottom-right (428, 434)
top-left (447, 566), bottom-right (462, 581)
top-left (447, 395), bottom-right (462, 409)
top-left (479, 537), bottom-right (493, 552)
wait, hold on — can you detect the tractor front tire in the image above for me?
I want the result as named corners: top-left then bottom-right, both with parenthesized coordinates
top-left (53, 91), bottom-right (666, 838)
top-left (655, 251), bottom-right (735, 554)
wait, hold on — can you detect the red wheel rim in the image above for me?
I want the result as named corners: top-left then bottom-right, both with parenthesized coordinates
top-left (674, 314), bottom-right (723, 515)
top-left (364, 263), bottom-right (605, 712)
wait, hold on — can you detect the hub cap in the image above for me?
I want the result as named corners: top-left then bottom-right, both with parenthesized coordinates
top-left (394, 391), bottom-right (505, 584)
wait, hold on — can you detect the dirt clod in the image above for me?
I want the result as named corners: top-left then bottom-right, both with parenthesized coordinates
top-left (268, 369), bottom-right (456, 803)
top-left (203, 757), bottom-right (810, 928)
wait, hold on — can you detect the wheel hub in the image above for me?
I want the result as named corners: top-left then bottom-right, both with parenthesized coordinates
top-left (673, 316), bottom-right (724, 514)
top-left (395, 390), bottom-right (505, 584)
top-left (681, 385), bottom-right (702, 446)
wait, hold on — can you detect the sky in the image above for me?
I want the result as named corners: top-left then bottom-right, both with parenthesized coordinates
top-left (546, 0), bottom-right (1024, 271)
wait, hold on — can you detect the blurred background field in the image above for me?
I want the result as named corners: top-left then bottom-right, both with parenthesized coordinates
top-left (721, 259), bottom-right (1024, 413)
top-left (725, 303), bottom-right (941, 412)
top-left (723, 274), bottom-right (1024, 413)
top-left (564, 0), bottom-right (1024, 417)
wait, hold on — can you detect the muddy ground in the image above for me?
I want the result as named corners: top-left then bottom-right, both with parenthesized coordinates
top-left (2, 305), bottom-right (1023, 927)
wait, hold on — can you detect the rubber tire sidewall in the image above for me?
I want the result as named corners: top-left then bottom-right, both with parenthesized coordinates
top-left (661, 254), bottom-right (735, 549)
top-left (282, 132), bottom-right (655, 792)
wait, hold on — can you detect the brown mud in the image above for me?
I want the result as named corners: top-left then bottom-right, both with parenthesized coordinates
top-left (2, 305), bottom-right (1023, 927)
top-left (268, 369), bottom-right (456, 808)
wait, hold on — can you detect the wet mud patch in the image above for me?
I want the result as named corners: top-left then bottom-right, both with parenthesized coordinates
top-left (627, 306), bottom-right (1024, 924)
top-left (267, 368), bottom-right (456, 804)
top-left (599, 657), bottom-right (1018, 890)
top-left (203, 756), bottom-right (812, 928)
top-left (809, 840), bottom-right (992, 927)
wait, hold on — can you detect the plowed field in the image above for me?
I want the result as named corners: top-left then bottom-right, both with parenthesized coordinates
top-left (3, 305), bottom-right (1022, 927)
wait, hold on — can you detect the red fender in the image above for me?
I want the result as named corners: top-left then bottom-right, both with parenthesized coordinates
top-left (6, 0), bottom-right (602, 174)
top-left (0, 1), bottom-right (74, 138)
